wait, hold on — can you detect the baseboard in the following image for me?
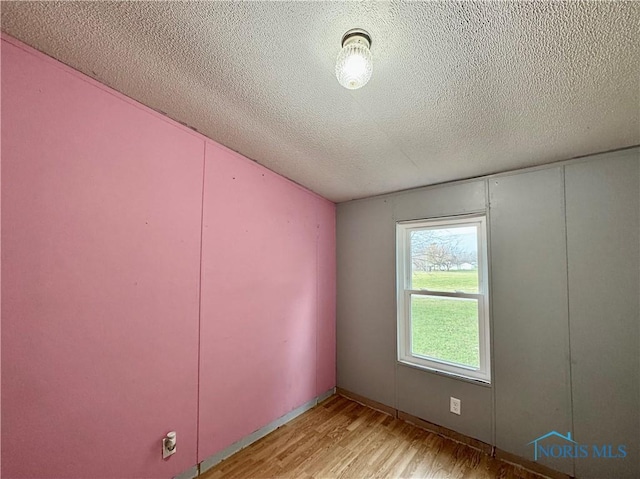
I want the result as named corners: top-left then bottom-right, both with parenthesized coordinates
top-left (495, 448), bottom-right (572, 479)
top-left (397, 410), bottom-right (493, 455)
top-left (335, 387), bottom-right (397, 417)
top-left (337, 387), bottom-right (572, 479)
top-left (194, 387), bottom-right (336, 475)
top-left (316, 387), bottom-right (336, 404)
top-left (173, 465), bottom-right (199, 479)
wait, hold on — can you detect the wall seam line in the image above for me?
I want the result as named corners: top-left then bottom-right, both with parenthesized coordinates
top-left (196, 141), bottom-right (207, 464)
top-left (485, 178), bottom-right (497, 448)
top-left (392, 199), bottom-right (399, 413)
top-left (315, 205), bottom-right (320, 397)
top-left (561, 166), bottom-right (576, 478)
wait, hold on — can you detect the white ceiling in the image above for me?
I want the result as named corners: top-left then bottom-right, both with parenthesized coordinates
top-left (2, 1), bottom-right (639, 202)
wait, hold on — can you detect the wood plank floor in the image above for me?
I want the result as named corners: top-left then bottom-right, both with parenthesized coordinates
top-left (201, 395), bottom-right (548, 479)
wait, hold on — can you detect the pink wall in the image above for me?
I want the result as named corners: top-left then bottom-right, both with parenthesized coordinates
top-left (1, 35), bottom-right (335, 478)
top-left (198, 144), bottom-right (332, 459)
top-left (1, 37), bottom-right (203, 479)
top-left (316, 200), bottom-right (337, 395)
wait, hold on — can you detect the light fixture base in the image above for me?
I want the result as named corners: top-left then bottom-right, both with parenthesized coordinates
top-left (341, 28), bottom-right (371, 49)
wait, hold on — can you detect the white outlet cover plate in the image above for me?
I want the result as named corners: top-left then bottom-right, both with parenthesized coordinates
top-left (450, 397), bottom-right (461, 415)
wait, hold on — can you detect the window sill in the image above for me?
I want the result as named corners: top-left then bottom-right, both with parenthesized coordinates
top-left (397, 359), bottom-right (492, 387)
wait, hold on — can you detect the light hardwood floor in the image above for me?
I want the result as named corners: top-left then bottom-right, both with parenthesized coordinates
top-left (201, 395), bottom-right (547, 479)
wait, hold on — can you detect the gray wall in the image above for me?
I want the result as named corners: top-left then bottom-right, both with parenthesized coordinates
top-left (565, 157), bottom-right (639, 478)
top-left (490, 167), bottom-right (573, 475)
top-left (336, 148), bottom-right (639, 478)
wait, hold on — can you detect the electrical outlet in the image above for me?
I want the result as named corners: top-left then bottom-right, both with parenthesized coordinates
top-left (450, 397), bottom-right (461, 415)
top-left (162, 431), bottom-right (177, 459)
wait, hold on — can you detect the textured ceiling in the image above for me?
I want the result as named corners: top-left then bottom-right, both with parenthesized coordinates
top-left (2, 1), bottom-right (639, 202)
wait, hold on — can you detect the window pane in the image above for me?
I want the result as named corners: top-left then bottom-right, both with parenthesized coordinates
top-left (411, 295), bottom-right (480, 368)
top-left (410, 226), bottom-right (479, 292)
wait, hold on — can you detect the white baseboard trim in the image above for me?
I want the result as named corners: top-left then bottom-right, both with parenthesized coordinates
top-left (198, 387), bottom-right (336, 474)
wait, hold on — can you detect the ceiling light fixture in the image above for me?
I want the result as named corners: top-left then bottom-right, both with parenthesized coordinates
top-left (335, 28), bottom-right (373, 90)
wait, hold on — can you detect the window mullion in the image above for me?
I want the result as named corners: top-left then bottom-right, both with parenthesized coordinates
top-left (407, 290), bottom-right (482, 300)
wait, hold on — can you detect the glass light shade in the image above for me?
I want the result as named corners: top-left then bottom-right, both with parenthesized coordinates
top-left (335, 40), bottom-right (373, 90)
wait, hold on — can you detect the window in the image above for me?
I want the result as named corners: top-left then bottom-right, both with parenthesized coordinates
top-left (396, 214), bottom-right (490, 383)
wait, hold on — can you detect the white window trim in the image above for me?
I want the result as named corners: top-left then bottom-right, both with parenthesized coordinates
top-left (396, 214), bottom-right (491, 383)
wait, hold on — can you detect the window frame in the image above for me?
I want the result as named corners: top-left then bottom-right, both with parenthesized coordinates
top-left (396, 214), bottom-right (491, 383)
